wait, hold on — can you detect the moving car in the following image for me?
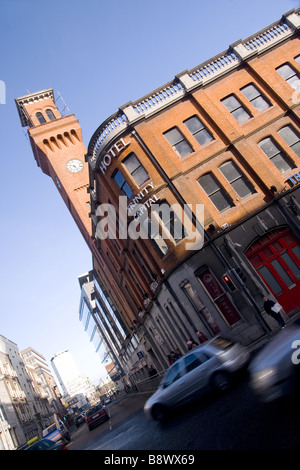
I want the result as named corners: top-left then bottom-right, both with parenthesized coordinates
top-left (248, 319), bottom-right (300, 402)
top-left (144, 336), bottom-right (250, 420)
top-left (85, 404), bottom-right (109, 430)
top-left (103, 396), bottom-right (111, 404)
top-left (26, 438), bottom-right (68, 450)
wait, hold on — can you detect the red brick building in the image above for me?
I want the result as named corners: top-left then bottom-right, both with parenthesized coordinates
top-left (16, 9), bottom-right (300, 380)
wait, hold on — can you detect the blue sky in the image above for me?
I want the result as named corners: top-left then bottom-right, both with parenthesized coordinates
top-left (0, 0), bottom-right (298, 385)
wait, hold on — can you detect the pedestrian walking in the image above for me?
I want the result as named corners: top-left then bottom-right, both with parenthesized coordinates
top-left (175, 348), bottom-right (182, 358)
top-left (187, 338), bottom-right (199, 351)
top-left (167, 354), bottom-right (174, 366)
top-left (197, 331), bottom-right (207, 343)
top-left (263, 296), bottom-right (286, 329)
top-left (148, 365), bottom-right (158, 377)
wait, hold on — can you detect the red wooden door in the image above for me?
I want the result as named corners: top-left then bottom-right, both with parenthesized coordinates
top-left (246, 228), bottom-right (300, 314)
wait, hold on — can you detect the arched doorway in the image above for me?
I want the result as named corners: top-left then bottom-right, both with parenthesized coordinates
top-left (245, 227), bottom-right (300, 314)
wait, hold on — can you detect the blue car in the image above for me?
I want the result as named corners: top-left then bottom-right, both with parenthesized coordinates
top-left (26, 438), bottom-right (68, 450)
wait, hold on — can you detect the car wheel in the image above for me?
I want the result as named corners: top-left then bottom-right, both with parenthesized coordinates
top-left (211, 372), bottom-right (231, 392)
top-left (151, 404), bottom-right (168, 421)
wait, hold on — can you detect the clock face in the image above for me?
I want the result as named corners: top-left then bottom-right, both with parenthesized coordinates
top-left (66, 159), bottom-right (84, 173)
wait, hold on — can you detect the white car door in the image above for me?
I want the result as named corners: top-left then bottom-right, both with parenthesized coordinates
top-left (160, 361), bottom-right (187, 407)
top-left (182, 350), bottom-right (215, 401)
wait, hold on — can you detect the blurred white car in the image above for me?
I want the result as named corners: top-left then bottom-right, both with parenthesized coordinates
top-left (249, 319), bottom-right (300, 402)
top-left (144, 336), bottom-right (250, 420)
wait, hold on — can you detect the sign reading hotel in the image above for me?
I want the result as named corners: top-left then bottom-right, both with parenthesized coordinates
top-left (99, 138), bottom-right (130, 174)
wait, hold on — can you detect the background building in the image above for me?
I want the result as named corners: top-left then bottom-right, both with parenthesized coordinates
top-left (85, 8), bottom-right (300, 373)
top-left (21, 347), bottom-right (65, 417)
top-left (50, 350), bottom-right (96, 406)
top-left (15, 8), bottom-right (300, 382)
top-left (0, 335), bottom-right (48, 448)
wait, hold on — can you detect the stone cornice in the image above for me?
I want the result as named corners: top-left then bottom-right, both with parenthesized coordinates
top-left (15, 88), bottom-right (55, 127)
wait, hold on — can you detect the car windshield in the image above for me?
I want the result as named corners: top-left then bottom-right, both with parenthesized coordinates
top-left (42, 424), bottom-right (56, 435)
top-left (86, 405), bottom-right (102, 416)
top-left (28, 439), bottom-right (54, 450)
top-left (161, 362), bottom-right (181, 388)
top-left (210, 337), bottom-right (234, 350)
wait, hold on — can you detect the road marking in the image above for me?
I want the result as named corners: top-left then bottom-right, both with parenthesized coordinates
top-left (107, 406), bottom-right (112, 431)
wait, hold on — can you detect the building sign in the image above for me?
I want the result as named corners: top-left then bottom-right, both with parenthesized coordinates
top-left (99, 138), bottom-right (130, 174)
top-left (127, 181), bottom-right (160, 219)
top-left (198, 269), bottom-right (241, 326)
top-left (286, 171), bottom-right (300, 186)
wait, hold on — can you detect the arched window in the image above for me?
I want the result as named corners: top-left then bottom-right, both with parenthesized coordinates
top-left (36, 112), bottom-right (46, 124)
top-left (46, 109), bottom-right (56, 121)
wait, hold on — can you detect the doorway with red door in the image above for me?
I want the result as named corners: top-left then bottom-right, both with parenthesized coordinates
top-left (245, 227), bottom-right (300, 314)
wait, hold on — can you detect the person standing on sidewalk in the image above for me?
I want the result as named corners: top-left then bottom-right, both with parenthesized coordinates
top-left (263, 297), bottom-right (286, 329)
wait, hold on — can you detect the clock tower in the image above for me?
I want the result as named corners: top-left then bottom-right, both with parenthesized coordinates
top-left (15, 88), bottom-right (138, 340)
top-left (15, 89), bottom-right (93, 250)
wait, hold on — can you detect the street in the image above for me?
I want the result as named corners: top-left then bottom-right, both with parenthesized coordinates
top-left (67, 372), bottom-right (300, 451)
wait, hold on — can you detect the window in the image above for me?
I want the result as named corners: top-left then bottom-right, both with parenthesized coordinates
top-left (184, 116), bottom-right (214, 146)
top-left (258, 137), bottom-right (296, 173)
top-left (0, 403), bottom-right (7, 422)
top-left (151, 201), bottom-right (185, 243)
top-left (221, 95), bottom-right (252, 123)
top-left (46, 109), bottom-right (56, 121)
top-left (141, 216), bottom-right (169, 255)
top-left (162, 362), bottom-right (181, 388)
top-left (240, 84), bottom-right (271, 112)
top-left (198, 173), bottom-right (233, 212)
top-left (122, 153), bottom-right (149, 186)
top-left (219, 160), bottom-right (255, 199)
top-left (276, 63), bottom-right (300, 90)
top-left (295, 55), bottom-right (300, 65)
top-left (277, 125), bottom-right (300, 157)
top-left (36, 112), bottom-right (46, 124)
top-left (184, 353), bottom-right (201, 373)
top-left (113, 170), bottom-right (133, 199)
top-left (164, 127), bottom-right (193, 158)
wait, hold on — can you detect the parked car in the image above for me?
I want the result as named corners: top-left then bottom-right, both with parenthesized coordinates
top-left (42, 420), bottom-right (71, 444)
top-left (144, 336), bottom-right (250, 420)
top-left (74, 413), bottom-right (85, 428)
top-left (248, 319), bottom-right (300, 402)
top-left (26, 438), bottom-right (68, 450)
top-left (85, 404), bottom-right (109, 430)
top-left (103, 396), bottom-right (111, 404)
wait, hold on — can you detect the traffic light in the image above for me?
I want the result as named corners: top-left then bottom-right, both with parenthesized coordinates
top-left (222, 272), bottom-right (236, 292)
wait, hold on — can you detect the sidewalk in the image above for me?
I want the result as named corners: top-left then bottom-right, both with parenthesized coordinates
top-left (247, 309), bottom-right (300, 354)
